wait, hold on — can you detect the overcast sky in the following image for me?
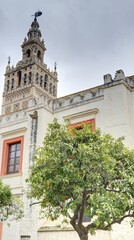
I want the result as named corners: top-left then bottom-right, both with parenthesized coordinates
top-left (1, 0), bottom-right (134, 107)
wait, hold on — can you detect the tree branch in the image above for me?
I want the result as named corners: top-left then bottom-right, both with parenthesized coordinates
top-left (70, 204), bottom-right (81, 222)
top-left (105, 188), bottom-right (127, 194)
top-left (29, 201), bottom-right (42, 206)
top-left (103, 212), bottom-right (134, 230)
top-left (86, 211), bottom-right (134, 232)
top-left (78, 187), bottom-right (87, 226)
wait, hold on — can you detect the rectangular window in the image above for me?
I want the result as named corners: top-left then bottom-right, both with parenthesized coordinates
top-left (1, 136), bottom-right (24, 176)
top-left (7, 142), bottom-right (21, 174)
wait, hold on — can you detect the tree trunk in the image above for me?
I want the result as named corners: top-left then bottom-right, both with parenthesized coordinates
top-left (70, 220), bottom-right (89, 240)
top-left (76, 228), bottom-right (89, 240)
top-left (79, 233), bottom-right (88, 240)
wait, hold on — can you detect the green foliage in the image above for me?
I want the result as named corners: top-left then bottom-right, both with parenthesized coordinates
top-left (27, 119), bottom-right (134, 238)
top-left (0, 179), bottom-right (23, 222)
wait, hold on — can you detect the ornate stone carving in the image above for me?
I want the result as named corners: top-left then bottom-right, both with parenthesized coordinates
top-left (5, 106), bottom-right (11, 114)
top-left (14, 103), bottom-right (20, 111)
top-left (54, 87), bottom-right (104, 111)
top-left (22, 100), bottom-right (28, 109)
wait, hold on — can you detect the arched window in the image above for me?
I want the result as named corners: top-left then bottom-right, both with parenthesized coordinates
top-left (37, 50), bottom-right (41, 60)
top-left (26, 49), bottom-right (31, 57)
top-left (11, 79), bottom-right (14, 90)
top-left (44, 74), bottom-right (48, 90)
top-left (17, 71), bottom-right (21, 87)
top-left (29, 72), bottom-right (32, 83)
top-left (40, 76), bottom-right (43, 87)
top-left (36, 73), bottom-right (39, 84)
top-left (24, 74), bottom-right (27, 85)
top-left (45, 74), bottom-right (48, 82)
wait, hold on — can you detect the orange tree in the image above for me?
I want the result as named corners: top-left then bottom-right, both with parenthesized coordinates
top-left (27, 119), bottom-right (134, 240)
top-left (0, 179), bottom-right (23, 222)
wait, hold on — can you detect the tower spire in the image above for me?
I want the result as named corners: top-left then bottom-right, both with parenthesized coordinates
top-left (21, 12), bottom-right (46, 63)
top-left (54, 62), bottom-right (57, 72)
top-left (31, 10), bottom-right (42, 21)
top-left (8, 56), bottom-right (11, 66)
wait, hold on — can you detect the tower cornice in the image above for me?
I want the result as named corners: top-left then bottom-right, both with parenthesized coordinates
top-left (21, 39), bottom-right (46, 51)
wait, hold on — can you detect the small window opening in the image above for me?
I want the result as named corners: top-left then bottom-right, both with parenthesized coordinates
top-left (37, 50), bottom-right (41, 60)
top-left (24, 74), bottom-right (27, 85)
top-left (26, 49), bottom-right (31, 58)
top-left (29, 72), bottom-right (32, 83)
top-left (18, 71), bottom-right (22, 87)
top-left (40, 76), bottom-right (43, 87)
top-left (44, 74), bottom-right (48, 90)
top-left (11, 79), bottom-right (14, 90)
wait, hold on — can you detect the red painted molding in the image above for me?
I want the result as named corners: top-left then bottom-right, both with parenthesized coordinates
top-left (0, 223), bottom-right (2, 240)
top-left (69, 118), bottom-right (95, 131)
top-left (1, 136), bottom-right (24, 176)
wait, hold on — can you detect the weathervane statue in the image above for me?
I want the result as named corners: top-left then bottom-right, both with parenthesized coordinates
top-left (32, 10), bottom-right (42, 21)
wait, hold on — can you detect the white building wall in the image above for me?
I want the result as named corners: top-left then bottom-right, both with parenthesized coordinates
top-left (38, 229), bottom-right (111, 240)
top-left (102, 83), bottom-right (133, 147)
top-left (0, 76), bottom-right (134, 240)
top-left (111, 219), bottom-right (134, 240)
top-left (0, 113), bottom-right (28, 240)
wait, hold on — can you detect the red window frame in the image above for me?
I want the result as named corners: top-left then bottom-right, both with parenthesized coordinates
top-left (1, 136), bottom-right (24, 176)
top-left (7, 142), bottom-right (21, 174)
top-left (69, 118), bottom-right (95, 131)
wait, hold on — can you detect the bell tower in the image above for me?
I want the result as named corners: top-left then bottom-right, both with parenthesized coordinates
top-left (0, 13), bottom-right (59, 240)
top-left (1, 14), bottom-right (58, 115)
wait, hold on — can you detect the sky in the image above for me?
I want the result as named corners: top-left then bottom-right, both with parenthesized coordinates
top-left (1, 0), bottom-right (134, 107)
